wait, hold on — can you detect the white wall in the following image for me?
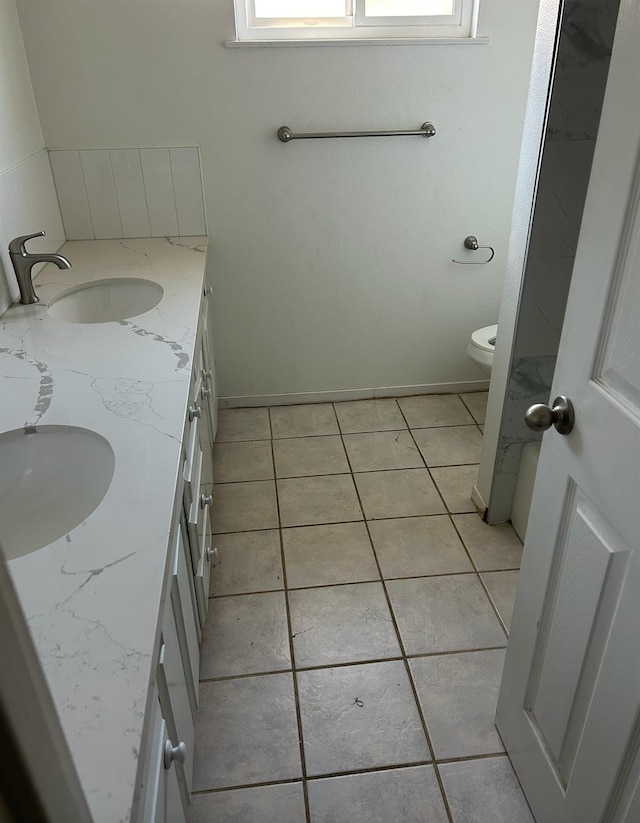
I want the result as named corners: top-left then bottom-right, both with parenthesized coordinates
top-left (17, 0), bottom-right (540, 401)
top-left (0, 0), bottom-right (64, 315)
top-left (0, 0), bottom-right (41, 172)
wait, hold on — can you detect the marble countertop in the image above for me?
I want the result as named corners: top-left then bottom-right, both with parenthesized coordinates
top-left (0, 237), bottom-right (208, 823)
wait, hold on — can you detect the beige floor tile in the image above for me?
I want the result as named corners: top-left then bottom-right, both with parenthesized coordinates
top-left (200, 592), bottom-right (290, 679)
top-left (453, 514), bottom-right (523, 570)
top-left (481, 571), bottom-right (520, 631)
top-left (192, 784), bottom-right (305, 823)
top-left (410, 649), bottom-right (506, 759)
top-left (283, 522), bottom-right (379, 588)
top-left (212, 440), bottom-right (274, 482)
top-left (354, 469), bottom-right (445, 520)
top-left (278, 474), bottom-right (363, 527)
top-left (273, 435), bottom-right (349, 477)
top-left (343, 430), bottom-right (423, 472)
top-left (460, 391), bottom-right (489, 424)
top-left (270, 404), bottom-right (339, 438)
top-left (440, 757), bottom-right (535, 823)
top-left (307, 766), bottom-right (449, 823)
top-left (386, 575), bottom-right (506, 655)
top-left (211, 530), bottom-right (283, 596)
top-left (210, 529), bottom-right (284, 595)
top-left (216, 407), bottom-right (271, 442)
top-left (212, 480), bottom-right (278, 533)
top-left (412, 426), bottom-right (483, 467)
top-left (431, 465), bottom-right (478, 513)
top-left (193, 674), bottom-right (301, 791)
top-left (334, 398), bottom-right (407, 433)
top-left (297, 661), bottom-right (430, 776)
top-left (398, 394), bottom-right (474, 428)
top-left (288, 582), bottom-right (401, 668)
top-left (368, 515), bottom-right (473, 579)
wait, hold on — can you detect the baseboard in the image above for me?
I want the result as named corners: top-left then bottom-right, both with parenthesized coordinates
top-left (219, 380), bottom-right (490, 409)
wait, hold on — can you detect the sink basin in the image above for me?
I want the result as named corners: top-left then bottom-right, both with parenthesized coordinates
top-left (47, 277), bottom-right (163, 324)
top-left (0, 426), bottom-right (115, 560)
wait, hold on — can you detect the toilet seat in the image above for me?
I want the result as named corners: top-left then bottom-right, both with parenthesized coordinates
top-left (470, 324), bottom-right (498, 353)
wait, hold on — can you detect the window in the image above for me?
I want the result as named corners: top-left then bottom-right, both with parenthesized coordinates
top-left (232, 0), bottom-right (480, 43)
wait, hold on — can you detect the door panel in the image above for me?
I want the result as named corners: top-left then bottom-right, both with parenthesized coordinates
top-left (496, 4), bottom-right (640, 821)
top-left (525, 483), bottom-right (634, 791)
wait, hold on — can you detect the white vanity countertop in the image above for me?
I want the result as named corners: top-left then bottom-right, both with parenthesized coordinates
top-left (0, 237), bottom-right (208, 823)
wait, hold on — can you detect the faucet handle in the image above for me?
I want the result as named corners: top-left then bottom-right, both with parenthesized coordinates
top-left (8, 231), bottom-right (46, 255)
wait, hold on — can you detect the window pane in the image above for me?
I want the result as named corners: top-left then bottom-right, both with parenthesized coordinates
top-left (364, 0), bottom-right (454, 16)
top-left (254, 0), bottom-right (347, 18)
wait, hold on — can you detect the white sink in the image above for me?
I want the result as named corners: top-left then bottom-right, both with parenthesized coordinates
top-left (47, 277), bottom-right (163, 324)
top-left (0, 426), bottom-right (115, 560)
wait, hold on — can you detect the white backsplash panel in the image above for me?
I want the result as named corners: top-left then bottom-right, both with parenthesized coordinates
top-left (49, 147), bottom-right (207, 240)
top-left (0, 150), bottom-right (66, 314)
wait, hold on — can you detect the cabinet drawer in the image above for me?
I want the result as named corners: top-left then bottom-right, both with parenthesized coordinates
top-left (201, 325), bottom-right (218, 442)
top-left (183, 409), bottom-right (201, 486)
top-left (157, 602), bottom-right (195, 796)
top-left (171, 517), bottom-right (200, 703)
top-left (139, 698), bottom-right (188, 823)
top-left (194, 497), bottom-right (213, 627)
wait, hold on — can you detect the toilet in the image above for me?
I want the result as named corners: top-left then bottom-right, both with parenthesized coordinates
top-left (467, 324), bottom-right (498, 376)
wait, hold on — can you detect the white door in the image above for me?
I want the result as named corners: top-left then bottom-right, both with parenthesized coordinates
top-left (495, 4), bottom-right (640, 822)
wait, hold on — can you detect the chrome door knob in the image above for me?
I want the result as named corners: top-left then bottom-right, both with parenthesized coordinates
top-left (164, 740), bottom-right (187, 769)
top-left (200, 493), bottom-right (213, 509)
top-left (525, 395), bottom-right (575, 435)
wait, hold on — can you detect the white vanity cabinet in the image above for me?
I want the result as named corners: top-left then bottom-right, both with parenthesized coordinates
top-left (138, 694), bottom-right (188, 823)
top-left (133, 283), bottom-right (218, 823)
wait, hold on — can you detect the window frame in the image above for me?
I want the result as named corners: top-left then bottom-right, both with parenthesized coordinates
top-left (232, 0), bottom-right (480, 43)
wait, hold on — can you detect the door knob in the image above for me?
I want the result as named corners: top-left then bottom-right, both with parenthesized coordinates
top-left (164, 740), bottom-right (187, 769)
top-left (525, 395), bottom-right (575, 435)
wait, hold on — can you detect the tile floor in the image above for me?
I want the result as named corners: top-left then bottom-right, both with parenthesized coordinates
top-left (192, 392), bottom-right (535, 822)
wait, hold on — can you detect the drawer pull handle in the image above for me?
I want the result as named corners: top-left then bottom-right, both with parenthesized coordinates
top-left (205, 546), bottom-right (218, 563)
top-left (200, 494), bottom-right (213, 509)
top-left (201, 386), bottom-right (211, 399)
top-left (188, 405), bottom-right (201, 422)
top-left (164, 740), bottom-right (187, 769)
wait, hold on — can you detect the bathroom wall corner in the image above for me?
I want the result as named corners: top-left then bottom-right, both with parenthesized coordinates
top-left (476, 0), bottom-right (561, 520)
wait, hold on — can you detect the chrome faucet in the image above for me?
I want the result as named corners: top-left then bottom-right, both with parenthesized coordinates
top-left (9, 231), bottom-right (71, 305)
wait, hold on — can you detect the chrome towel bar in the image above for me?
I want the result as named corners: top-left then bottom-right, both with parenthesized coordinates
top-left (277, 122), bottom-right (436, 143)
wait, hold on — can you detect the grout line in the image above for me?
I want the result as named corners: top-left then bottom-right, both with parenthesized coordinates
top-left (211, 509), bottom-right (519, 537)
top-left (214, 463), bottom-right (481, 485)
top-left (435, 751), bottom-right (507, 766)
top-left (448, 515), bottom-right (511, 640)
top-left (198, 645), bottom-right (509, 683)
top-left (335, 412), bottom-right (456, 823)
top-left (397, 402), bottom-right (510, 641)
top-left (105, 148), bottom-right (125, 239)
top-left (458, 392), bottom-right (487, 427)
top-left (192, 776), bottom-right (304, 796)
top-left (213, 510), bottom-right (446, 536)
top-left (208, 568), bottom-right (520, 600)
top-left (267, 407), bottom-right (313, 823)
top-left (191, 750), bottom-right (509, 798)
top-left (215, 418), bottom-right (484, 445)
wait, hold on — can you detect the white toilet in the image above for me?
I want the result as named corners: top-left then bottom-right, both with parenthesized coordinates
top-left (467, 324), bottom-right (498, 376)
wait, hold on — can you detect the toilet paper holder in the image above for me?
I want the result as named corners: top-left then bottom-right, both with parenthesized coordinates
top-left (452, 236), bottom-right (495, 265)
